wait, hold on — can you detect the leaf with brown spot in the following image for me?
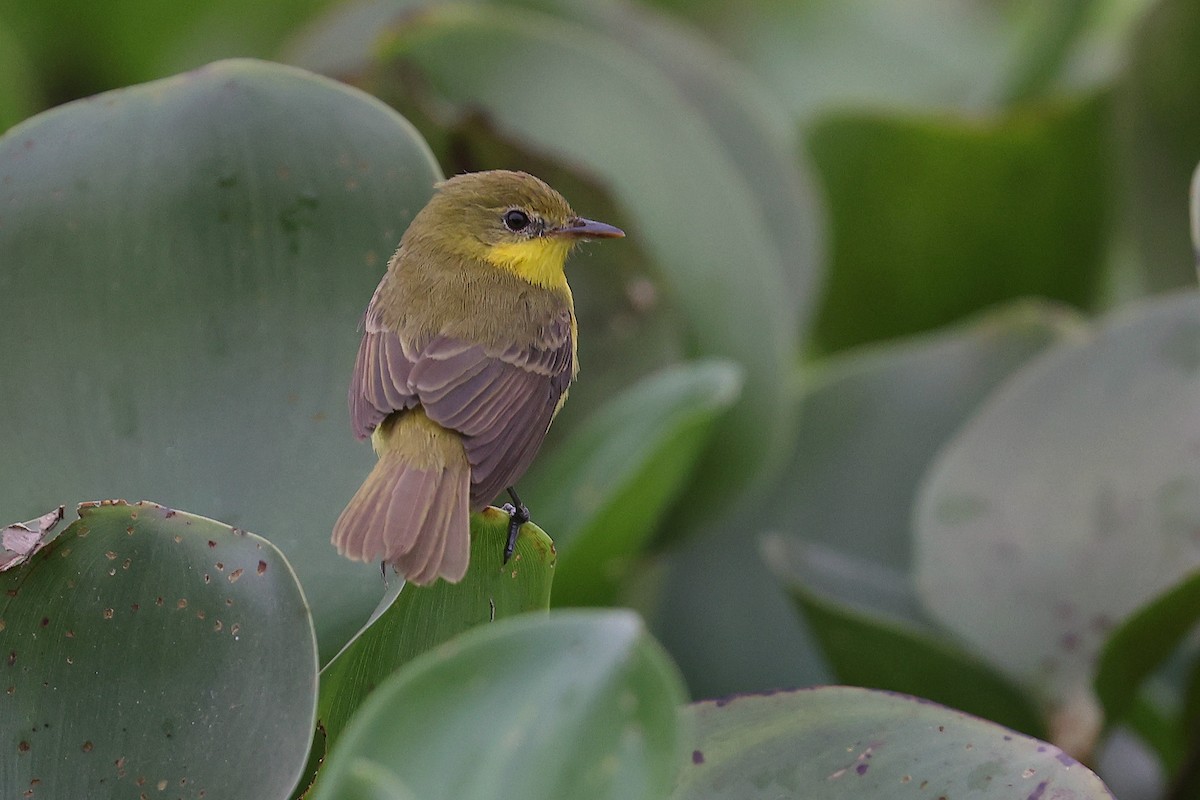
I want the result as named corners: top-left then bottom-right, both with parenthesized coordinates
top-left (0, 500), bottom-right (317, 798)
top-left (674, 688), bottom-right (1113, 800)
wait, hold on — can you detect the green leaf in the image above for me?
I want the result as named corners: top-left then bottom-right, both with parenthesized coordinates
top-left (1095, 568), bottom-right (1200, 727)
top-left (673, 687), bottom-right (1113, 800)
top-left (647, 0), bottom-right (1146, 118)
top-left (0, 58), bottom-right (443, 661)
top-left (0, 500), bottom-right (317, 799)
top-left (807, 95), bottom-right (1110, 351)
top-left (521, 361), bottom-right (741, 606)
top-left (649, 302), bottom-right (1078, 699)
top-left (1115, 0), bottom-right (1200, 292)
top-left (369, 3), bottom-right (800, 504)
top-left (765, 537), bottom-right (1047, 739)
top-left (317, 508), bottom-right (555, 749)
top-left (332, 760), bottom-right (419, 800)
top-left (310, 610), bottom-right (686, 800)
top-left (1123, 692), bottom-right (1188, 776)
top-left (763, 300), bottom-right (1083, 571)
top-left (998, 1), bottom-right (1093, 105)
top-left (650, 528), bottom-right (832, 700)
top-left (915, 291), bottom-right (1200, 744)
top-left (518, 0), bottom-right (823, 337)
top-left (655, 0), bottom-right (1018, 118)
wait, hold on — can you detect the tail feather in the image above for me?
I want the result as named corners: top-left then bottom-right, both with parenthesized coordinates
top-left (399, 474), bottom-right (448, 584)
top-left (382, 467), bottom-right (436, 563)
top-left (407, 475), bottom-right (470, 585)
top-left (431, 470), bottom-right (472, 582)
top-left (332, 411), bottom-right (471, 585)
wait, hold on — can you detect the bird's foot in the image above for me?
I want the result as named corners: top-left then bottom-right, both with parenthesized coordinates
top-left (501, 487), bottom-right (530, 564)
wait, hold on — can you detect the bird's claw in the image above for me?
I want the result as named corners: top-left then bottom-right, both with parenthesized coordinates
top-left (503, 488), bottom-right (530, 564)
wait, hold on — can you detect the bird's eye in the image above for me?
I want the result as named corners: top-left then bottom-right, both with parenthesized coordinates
top-left (503, 209), bottom-right (531, 232)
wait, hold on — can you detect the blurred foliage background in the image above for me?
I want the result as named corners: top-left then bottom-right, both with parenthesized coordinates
top-left (2, 0), bottom-right (1199, 798)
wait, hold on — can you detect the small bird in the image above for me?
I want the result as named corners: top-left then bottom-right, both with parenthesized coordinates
top-left (333, 170), bottom-right (624, 584)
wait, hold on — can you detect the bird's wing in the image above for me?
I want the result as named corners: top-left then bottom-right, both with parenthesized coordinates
top-left (348, 304), bottom-right (573, 507)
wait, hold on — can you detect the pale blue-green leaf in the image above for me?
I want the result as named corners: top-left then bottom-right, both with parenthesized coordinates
top-left (673, 687), bottom-right (1113, 800)
top-left (0, 59), bottom-right (443, 661)
top-left (915, 291), bottom-right (1200, 746)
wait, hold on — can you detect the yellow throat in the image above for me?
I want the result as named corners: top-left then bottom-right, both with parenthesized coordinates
top-left (483, 238), bottom-right (574, 291)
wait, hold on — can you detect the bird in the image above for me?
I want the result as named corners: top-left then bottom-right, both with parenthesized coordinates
top-left (332, 170), bottom-right (624, 585)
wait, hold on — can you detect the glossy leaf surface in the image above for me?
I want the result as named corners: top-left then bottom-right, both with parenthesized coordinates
top-left (0, 501), bottom-right (317, 799)
top-left (673, 687), bottom-right (1113, 800)
top-left (311, 610), bottom-right (686, 800)
top-left (0, 58), bottom-right (443, 660)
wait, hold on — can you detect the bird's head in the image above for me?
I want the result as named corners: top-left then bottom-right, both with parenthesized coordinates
top-left (408, 170), bottom-right (624, 290)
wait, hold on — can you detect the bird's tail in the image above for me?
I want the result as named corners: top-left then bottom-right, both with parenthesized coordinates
top-left (332, 409), bottom-right (471, 585)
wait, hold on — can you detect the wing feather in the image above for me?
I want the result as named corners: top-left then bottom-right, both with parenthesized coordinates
top-left (348, 302), bottom-right (574, 507)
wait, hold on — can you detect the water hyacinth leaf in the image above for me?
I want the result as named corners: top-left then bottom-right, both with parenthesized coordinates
top-left (673, 687), bottom-right (1113, 800)
top-left (650, 303), bottom-right (1078, 699)
top-left (317, 508), bottom-right (555, 748)
top-left (651, 526), bottom-right (830, 700)
top-left (517, 0), bottom-right (824, 329)
top-left (808, 96), bottom-right (1109, 352)
top-left (0, 58), bottom-right (443, 660)
top-left (370, 3), bottom-right (798, 505)
top-left (649, 0), bottom-right (1145, 118)
top-left (765, 536), bottom-right (1046, 738)
top-left (760, 300), bottom-right (1083, 572)
top-left (654, 0), bottom-right (1016, 119)
top-left (521, 361), bottom-right (741, 606)
top-left (0, 500), bottom-right (317, 799)
top-left (915, 291), bottom-right (1200, 755)
top-left (311, 610), bottom-right (686, 800)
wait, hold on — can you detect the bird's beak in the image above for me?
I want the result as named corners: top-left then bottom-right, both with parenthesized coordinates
top-left (552, 217), bottom-right (625, 239)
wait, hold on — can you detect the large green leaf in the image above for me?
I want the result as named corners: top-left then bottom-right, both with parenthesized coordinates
top-left (673, 687), bottom-right (1113, 800)
top-left (807, 95), bottom-right (1110, 352)
top-left (763, 300), bottom-right (1083, 571)
top-left (317, 508), bottom-right (555, 748)
top-left (915, 290), bottom-right (1200, 756)
top-left (521, 361), bottom-right (741, 607)
top-left (517, 0), bottom-right (823, 330)
top-left (653, 0), bottom-right (1016, 118)
top-left (0, 58), bottom-right (443, 661)
top-left (361, 3), bottom-right (799, 505)
top-left (647, 0), bottom-right (1148, 118)
top-left (648, 303), bottom-right (1078, 699)
top-left (310, 610), bottom-right (686, 800)
top-left (0, 500), bottom-right (317, 799)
